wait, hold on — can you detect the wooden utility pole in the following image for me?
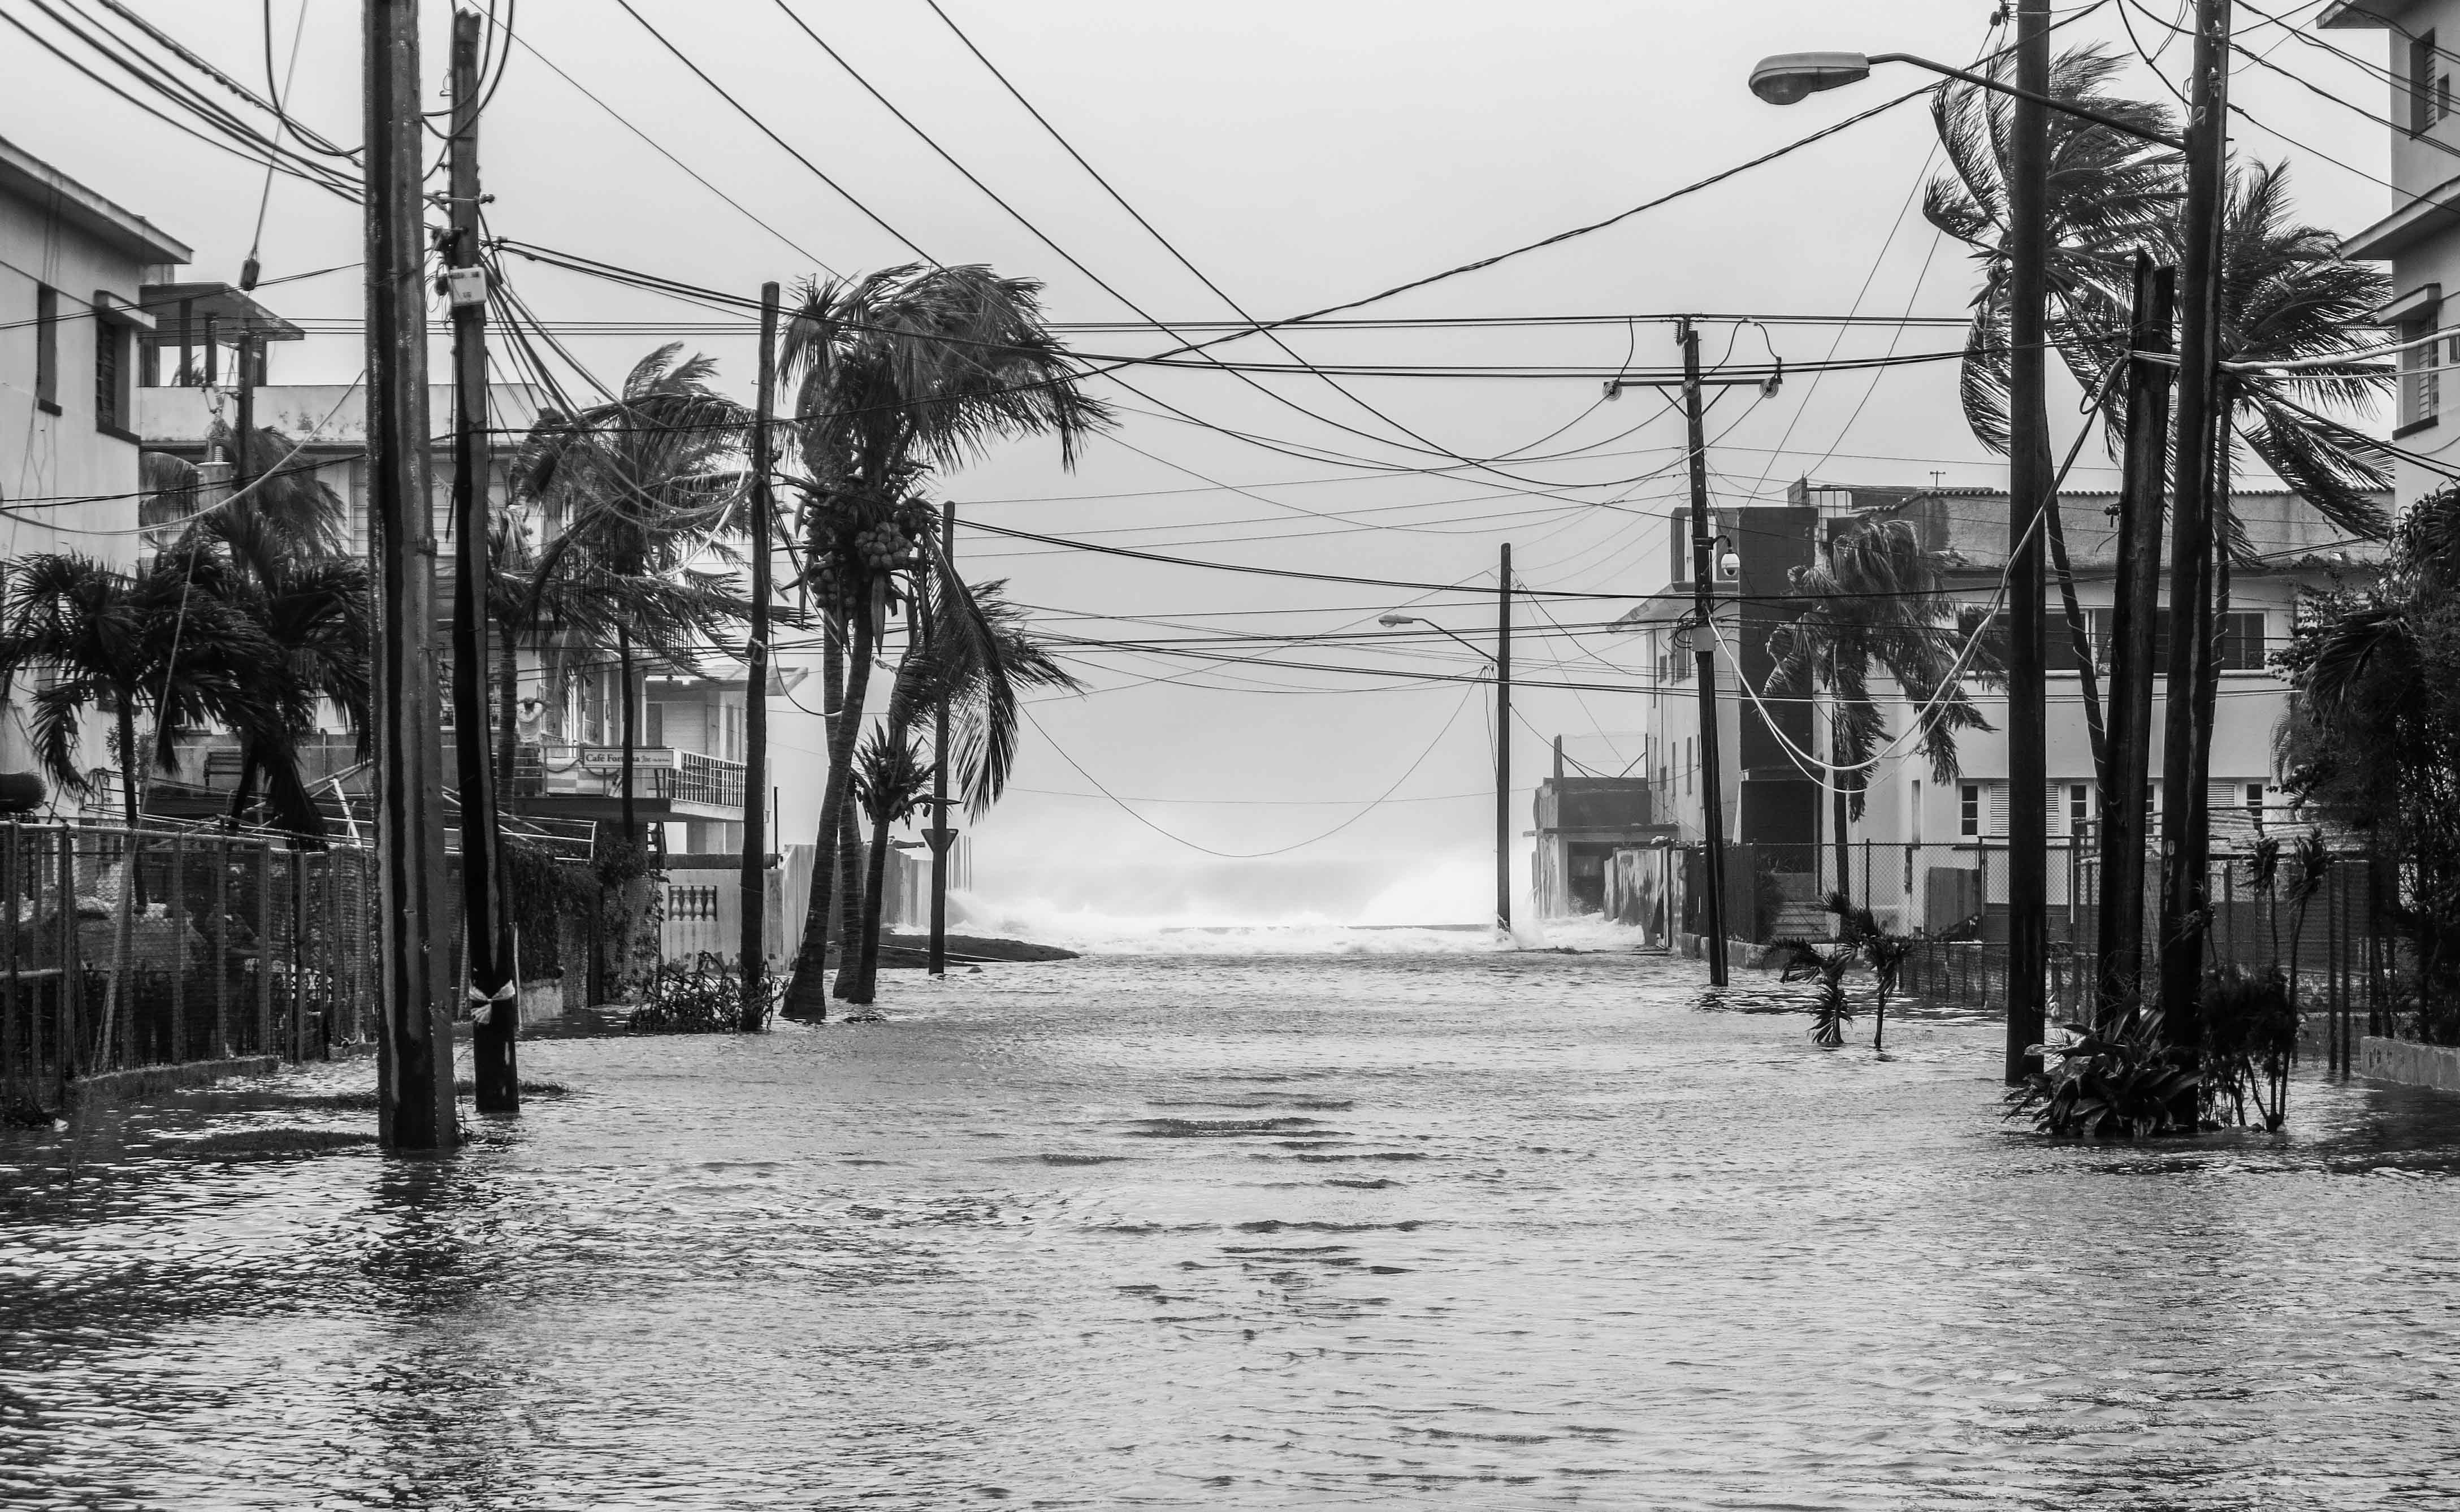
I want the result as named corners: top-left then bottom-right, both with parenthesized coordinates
top-left (2003, 0), bottom-right (2051, 1086)
top-left (2094, 257), bottom-right (2176, 1026)
top-left (366, 0), bottom-right (455, 1150)
top-left (1678, 320), bottom-right (1730, 986)
top-left (2156, 0), bottom-right (2234, 1052)
top-left (739, 281), bottom-right (779, 1030)
top-left (1488, 542), bottom-right (1511, 937)
top-left (447, 8), bottom-right (516, 1113)
top-left (232, 332), bottom-right (255, 495)
top-left (927, 500), bottom-right (956, 976)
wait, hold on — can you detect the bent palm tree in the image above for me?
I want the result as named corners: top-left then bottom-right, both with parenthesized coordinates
top-left (1766, 519), bottom-right (1993, 902)
top-left (779, 264), bottom-right (1111, 1019)
top-left (837, 578), bottom-right (1084, 1004)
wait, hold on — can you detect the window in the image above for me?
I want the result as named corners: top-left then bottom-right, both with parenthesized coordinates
top-left (93, 313), bottom-right (130, 436)
top-left (2245, 781), bottom-right (2268, 830)
top-left (2218, 612), bottom-right (2266, 671)
top-left (1686, 736), bottom-right (1695, 796)
top-left (33, 287), bottom-right (57, 413)
top-left (2403, 319), bottom-right (2442, 430)
top-left (2068, 782), bottom-right (2092, 835)
top-left (1961, 782), bottom-right (1981, 838)
top-left (2415, 31), bottom-right (2441, 134)
top-left (1908, 778), bottom-right (1924, 844)
top-left (644, 703), bottom-right (664, 747)
top-left (1670, 511), bottom-right (1691, 586)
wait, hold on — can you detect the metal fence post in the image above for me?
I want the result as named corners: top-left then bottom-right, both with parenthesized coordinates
top-left (289, 851), bottom-right (306, 1063)
top-left (167, 832), bottom-right (185, 1065)
top-left (255, 841), bottom-right (272, 1056)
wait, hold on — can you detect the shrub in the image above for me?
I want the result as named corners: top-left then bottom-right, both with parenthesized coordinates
top-left (2203, 966), bottom-right (2299, 1131)
top-left (627, 952), bottom-right (776, 1034)
top-left (2003, 1011), bottom-right (2201, 1139)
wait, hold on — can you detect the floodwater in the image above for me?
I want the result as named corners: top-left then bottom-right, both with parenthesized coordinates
top-left (3, 949), bottom-right (2459, 1510)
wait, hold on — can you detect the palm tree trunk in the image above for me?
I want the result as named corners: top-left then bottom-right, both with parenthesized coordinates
top-left (820, 613), bottom-right (848, 948)
top-left (116, 703), bottom-right (138, 828)
top-left (618, 624), bottom-right (638, 844)
top-left (847, 799), bottom-right (894, 1005)
top-left (2044, 501), bottom-right (2107, 789)
top-left (833, 799), bottom-right (866, 997)
top-left (783, 608), bottom-right (874, 1020)
top-left (227, 742), bottom-right (258, 821)
top-left (494, 617), bottom-right (521, 791)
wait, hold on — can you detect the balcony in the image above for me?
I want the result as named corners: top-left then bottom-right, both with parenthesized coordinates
top-left (510, 744), bottom-right (745, 821)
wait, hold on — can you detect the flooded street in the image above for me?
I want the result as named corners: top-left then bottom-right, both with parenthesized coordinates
top-left (4, 950), bottom-right (2459, 1509)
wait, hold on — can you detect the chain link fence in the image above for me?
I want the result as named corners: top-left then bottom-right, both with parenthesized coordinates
top-left (0, 821), bottom-right (379, 1114)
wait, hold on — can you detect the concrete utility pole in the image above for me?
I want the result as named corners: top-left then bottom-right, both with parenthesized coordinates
top-left (1678, 319), bottom-right (1730, 987)
top-left (2156, 0), bottom-right (2234, 1053)
top-left (739, 281), bottom-right (779, 1030)
top-left (447, 8), bottom-right (517, 1113)
top-left (928, 500), bottom-right (956, 976)
top-left (2095, 256), bottom-right (2176, 1026)
top-left (366, 0), bottom-right (455, 1150)
top-left (1496, 541), bottom-right (1513, 937)
top-left (2004, 0), bottom-right (2051, 1086)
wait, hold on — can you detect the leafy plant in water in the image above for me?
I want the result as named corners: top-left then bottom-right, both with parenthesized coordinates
top-left (2202, 965), bottom-right (2298, 1132)
top-left (2003, 1010), bottom-right (2202, 1139)
top-left (628, 952), bottom-right (776, 1034)
top-left (1773, 938), bottom-right (1858, 1047)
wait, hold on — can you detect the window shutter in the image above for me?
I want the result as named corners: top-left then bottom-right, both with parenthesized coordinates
top-left (2206, 780), bottom-right (2238, 813)
top-left (2045, 781), bottom-right (2064, 834)
top-left (1988, 781), bottom-right (2009, 837)
top-left (644, 703), bottom-right (663, 748)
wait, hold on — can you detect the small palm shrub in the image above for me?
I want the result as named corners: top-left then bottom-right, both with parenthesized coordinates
top-left (1774, 939), bottom-right (1859, 1047)
top-left (2003, 1011), bottom-right (2201, 1138)
top-left (2203, 966), bottom-right (2299, 1131)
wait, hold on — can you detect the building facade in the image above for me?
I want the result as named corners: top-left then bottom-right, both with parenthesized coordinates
top-left (2326, 0), bottom-right (2460, 514)
top-left (1624, 479), bottom-right (2387, 938)
top-left (0, 133), bottom-right (192, 815)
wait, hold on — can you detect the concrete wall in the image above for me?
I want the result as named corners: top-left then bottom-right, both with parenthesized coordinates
top-left (2358, 1036), bottom-right (2460, 1094)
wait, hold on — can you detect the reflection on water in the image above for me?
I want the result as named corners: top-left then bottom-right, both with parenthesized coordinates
top-left (5, 952), bottom-right (2459, 1509)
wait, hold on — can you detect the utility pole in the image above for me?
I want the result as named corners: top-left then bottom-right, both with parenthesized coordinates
top-left (739, 281), bottom-right (779, 1030)
top-left (366, 0), bottom-right (455, 1150)
top-left (232, 332), bottom-right (255, 496)
top-left (1496, 541), bottom-right (1513, 937)
top-left (2156, 0), bottom-right (2234, 1054)
top-left (1678, 319), bottom-right (1730, 987)
top-left (447, 8), bottom-right (516, 1112)
top-left (2004, 0), bottom-right (2051, 1086)
top-left (928, 500), bottom-right (956, 976)
top-left (2095, 256), bottom-right (2176, 1027)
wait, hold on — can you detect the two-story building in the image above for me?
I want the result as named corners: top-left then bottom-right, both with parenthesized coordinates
top-left (1623, 478), bottom-right (2388, 938)
top-left (2325, 1), bottom-right (2460, 515)
top-left (0, 133), bottom-right (192, 816)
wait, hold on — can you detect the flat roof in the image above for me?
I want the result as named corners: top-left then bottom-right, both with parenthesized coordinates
top-left (2318, 0), bottom-right (2408, 27)
top-left (139, 283), bottom-right (305, 341)
top-left (0, 132), bottom-right (189, 265)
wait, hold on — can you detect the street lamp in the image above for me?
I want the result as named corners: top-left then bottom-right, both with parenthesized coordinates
top-left (1383, 610), bottom-right (1512, 937)
top-left (1747, 50), bottom-right (2185, 151)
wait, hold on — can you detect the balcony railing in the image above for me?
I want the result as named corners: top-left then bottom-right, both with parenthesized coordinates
top-left (510, 744), bottom-right (744, 811)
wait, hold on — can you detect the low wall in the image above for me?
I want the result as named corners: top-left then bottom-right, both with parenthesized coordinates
top-left (2357, 1036), bottom-right (2460, 1094)
top-left (69, 1056), bottom-right (281, 1111)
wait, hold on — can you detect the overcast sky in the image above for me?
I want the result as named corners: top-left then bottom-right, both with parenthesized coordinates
top-left (11, 0), bottom-right (2390, 926)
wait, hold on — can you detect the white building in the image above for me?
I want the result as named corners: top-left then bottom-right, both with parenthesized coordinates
top-left (2325, 0), bottom-right (2460, 514)
top-left (0, 133), bottom-right (191, 814)
top-left (1622, 480), bottom-right (2387, 938)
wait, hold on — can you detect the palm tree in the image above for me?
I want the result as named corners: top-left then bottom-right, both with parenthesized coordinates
top-left (510, 345), bottom-right (751, 848)
top-left (846, 727), bottom-right (934, 1010)
top-left (2277, 485), bottom-right (2460, 1030)
top-left (1925, 44), bottom-right (2180, 775)
top-left (1765, 518), bottom-right (1994, 904)
top-left (777, 264), bottom-right (1111, 1020)
top-left (835, 578), bottom-right (1084, 1004)
top-left (486, 502), bottom-right (740, 795)
top-left (0, 552), bottom-right (274, 825)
